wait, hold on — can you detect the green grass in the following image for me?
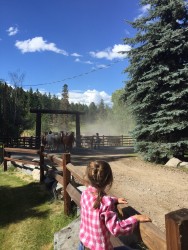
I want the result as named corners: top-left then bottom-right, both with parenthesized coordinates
top-left (0, 167), bottom-right (76, 250)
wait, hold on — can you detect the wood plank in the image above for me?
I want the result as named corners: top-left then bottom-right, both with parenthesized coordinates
top-left (140, 222), bottom-right (166, 250)
top-left (53, 173), bottom-right (64, 186)
top-left (165, 208), bottom-right (188, 250)
top-left (110, 235), bottom-right (125, 247)
top-left (66, 163), bottom-right (86, 185)
top-left (4, 147), bottom-right (39, 154)
top-left (119, 205), bottom-right (166, 250)
top-left (63, 154), bottom-right (71, 215)
top-left (4, 157), bottom-right (39, 166)
top-left (45, 153), bottom-right (62, 167)
top-left (66, 183), bottom-right (81, 207)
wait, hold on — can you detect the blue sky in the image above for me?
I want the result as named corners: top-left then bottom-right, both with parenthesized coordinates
top-left (0, 0), bottom-right (149, 106)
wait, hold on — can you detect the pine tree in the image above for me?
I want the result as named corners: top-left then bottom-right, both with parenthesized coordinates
top-left (88, 102), bottom-right (98, 122)
top-left (123, 0), bottom-right (188, 162)
top-left (98, 99), bottom-right (106, 119)
top-left (60, 84), bottom-right (70, 131)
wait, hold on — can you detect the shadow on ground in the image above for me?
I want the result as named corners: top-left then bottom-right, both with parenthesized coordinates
top-left (0, 181), bottom-right (50, 228)
top-left (69, 146), bottom-right (136, 166)
top-left (9, 146), bottom-right (136, 168)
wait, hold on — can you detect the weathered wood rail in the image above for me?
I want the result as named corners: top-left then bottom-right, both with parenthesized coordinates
top-left (2, 149), bottom-right (188, 250)
top-left (3, 146), bottom-right (45, 182)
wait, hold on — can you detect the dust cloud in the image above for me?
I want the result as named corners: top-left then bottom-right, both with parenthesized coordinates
top-left (81, 119), bottom-right (134, 136)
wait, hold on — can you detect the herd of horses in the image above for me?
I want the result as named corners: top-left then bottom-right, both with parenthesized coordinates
top-left (41, 131), bottom-right (75, 152)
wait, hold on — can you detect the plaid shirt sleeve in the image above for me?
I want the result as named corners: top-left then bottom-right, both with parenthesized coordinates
top-left (100, 196), bottom-right (138, 237)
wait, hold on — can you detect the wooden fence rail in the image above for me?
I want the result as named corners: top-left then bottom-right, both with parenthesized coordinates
top-left (80, 135), bottom-right (134, 148)
top-left (2, 149), bottom-right (188, 250)
top-left (0, 136), bottom-right (40, 148)
top-left (3, 146), bottom-right (45, 182)
top-left (0, 135), bottom-right (134, 149)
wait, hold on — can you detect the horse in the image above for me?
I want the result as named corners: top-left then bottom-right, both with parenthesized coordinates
top-left (62, 131), bottom-right (75, 152)
top-left (43, 131), bottom-right (62, 152)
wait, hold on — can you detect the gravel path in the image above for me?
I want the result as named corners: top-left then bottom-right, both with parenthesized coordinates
top-left (109, 156), bottom-right (188, 232)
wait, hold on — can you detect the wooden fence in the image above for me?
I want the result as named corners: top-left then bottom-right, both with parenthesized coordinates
top-left (0, 143), bottom-right (3, 163)
top-left (0, 136), bottom-right (40, 149)
top-left (0, 135), bottom-right (134, 149)
top-left (2, 149), bottom-right (188, 250)
top-left (80, 135), bottom-right (134, 148)
top-left (3, 146), bottom-right (45, 182)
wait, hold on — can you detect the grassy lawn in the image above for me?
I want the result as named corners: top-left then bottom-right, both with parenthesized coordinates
top-left (0, 166), bottom-right (76, 250)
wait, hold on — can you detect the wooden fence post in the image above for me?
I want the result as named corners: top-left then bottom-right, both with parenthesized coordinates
top-left (39, 146), bottom-right (44, 183)
top-left (0, 143), bottom-right (3, 164)
top-left (165, 208), bottom-right (188, 250)
top-left (63, 153), bottom-right (71, 215)
top-left (3, 146), bottom-right (7, 171)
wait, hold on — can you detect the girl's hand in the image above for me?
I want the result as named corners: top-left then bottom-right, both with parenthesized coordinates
top-left (117, 197), bottom-right (128, 204)
top-left (133, 214), bottom-right (152, 222)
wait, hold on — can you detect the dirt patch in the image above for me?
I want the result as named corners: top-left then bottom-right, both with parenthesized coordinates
top-left (71, 147), bottom-right (188, 233)
top-left (109, 156), bottom-right (188, 232)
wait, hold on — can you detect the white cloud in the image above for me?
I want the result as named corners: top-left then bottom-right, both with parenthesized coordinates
top-left (15, 36), bottom-right (68, 55)
top-left (74, 58), bottom-right (93, 64)
top-left (97, 64), bottom-right (109, 69)
top-left (7, 26), bottom-right (18, 36)
top-left (135, 4), bottom-right (151, 20)
top-left (36, 88), bottom-right (112, 107)
top-left (71, 52), bottom-right (82, 57)
top-left (141, 4), bottom-right (151, 14)
top-left (68, 89), bottom-right (112, 106)
top-left (89, 44), bottom-right (131, 60)
top-left (75, 58), bottom-right (81, 62)
top-left (84, 60), bottom-right (93, 64)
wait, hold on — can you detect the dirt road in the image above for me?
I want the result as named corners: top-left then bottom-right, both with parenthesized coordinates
top-left (71, 147), bottom-right (188, 232)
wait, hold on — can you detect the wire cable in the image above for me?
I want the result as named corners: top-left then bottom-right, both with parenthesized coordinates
top-left (22, 59), bottom-right (125, 87)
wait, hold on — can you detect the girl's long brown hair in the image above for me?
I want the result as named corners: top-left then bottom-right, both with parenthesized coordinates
top-left (86, 160), bottom-right (113, 209)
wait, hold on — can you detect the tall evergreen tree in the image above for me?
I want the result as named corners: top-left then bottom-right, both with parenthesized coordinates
top-left (123, 0), bottom-right (188, 162)
top-left (61, 84), bottom-right (70, 131)
top-left (98, 99), bottom-right (106, 119)
top-left (87, 102), bottom-right (98, 122)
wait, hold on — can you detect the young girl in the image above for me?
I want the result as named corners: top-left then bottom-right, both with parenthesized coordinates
top-left (79, 160), bottom-right (151, 250)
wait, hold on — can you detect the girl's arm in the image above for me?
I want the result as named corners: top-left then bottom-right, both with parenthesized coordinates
top-left (101, 209), bottom-right (138, 237)
top-left (101, 198), bottom-right (151, 237)
top-left (117, 197), bottom-right (128, 204)
top-left (110, 197), bottom-right (128, 205)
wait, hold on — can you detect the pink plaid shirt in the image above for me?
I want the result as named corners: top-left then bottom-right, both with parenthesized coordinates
top-left (79, 186), bottom-right (138, 250)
